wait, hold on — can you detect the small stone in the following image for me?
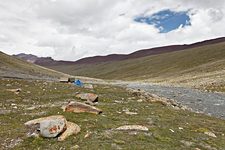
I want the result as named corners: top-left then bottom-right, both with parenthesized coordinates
top-left (115, 100), bottom-right (123, 104)
top-left (26, 106), bottom-right (36, 110)
top-left (12, 106), bottom-right (17, 109)
top-left (204, 131), bottom-right (217, 138)
top-left (83, 84), bottom-right (94, 89)
top-left (84, 131), bottom-right (92, 138)
top-left (116, 125), bottom-right (148, 131)
top-left (70, 145), bottom-right (80, 150)
top-left (137, 99), bottom-right (143, 102)
top-left (125, 111), bottom-right (138, 115)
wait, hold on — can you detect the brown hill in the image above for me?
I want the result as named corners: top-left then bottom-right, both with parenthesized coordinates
top-left (75, 37), bottom-right (225, 64)
top-left (14, 37), bottom-right (225, 66)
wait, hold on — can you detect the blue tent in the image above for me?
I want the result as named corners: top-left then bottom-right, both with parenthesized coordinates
top-left (74, 79), bottom-right (83, 87)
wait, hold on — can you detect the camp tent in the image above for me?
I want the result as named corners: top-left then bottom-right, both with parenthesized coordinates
top-left (74, 79), bottom-right (83, 87)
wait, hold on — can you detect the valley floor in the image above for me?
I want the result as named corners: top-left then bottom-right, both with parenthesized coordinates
top-left (0, 78), bottom-right (225, 149)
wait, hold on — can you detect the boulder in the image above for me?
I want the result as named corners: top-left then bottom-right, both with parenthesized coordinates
top-left (116, 125), bottom-right (148, 131)
top-left (62, 101), bottom-right (102, 114)
top-left (76, 93), bottom-right (98, 102)
top-left (24, 115), bottom-right (67, 138)
top-left (58, 121), bottom-right (80, 141)
top-left (40, 118), bottom-right (67, 138)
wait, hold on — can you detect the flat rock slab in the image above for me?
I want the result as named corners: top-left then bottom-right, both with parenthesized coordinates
top-left (58, 121), bottom-right (81, 141)
top-left (62, 101), bottom-right (102, 114)
top-left (116, 125), bottom-right (149, 131)
top-left (76, 93), bottom-right (98, 102)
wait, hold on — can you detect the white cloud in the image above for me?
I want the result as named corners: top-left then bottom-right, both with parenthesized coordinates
top-left (0, 0), bottom-right (225, 60)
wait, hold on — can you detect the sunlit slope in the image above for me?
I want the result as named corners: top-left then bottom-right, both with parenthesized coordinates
top-left (48, 42), bottom-right (225, 86)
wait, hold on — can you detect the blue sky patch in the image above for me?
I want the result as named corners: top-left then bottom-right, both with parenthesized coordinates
top-left (134, 9), bottom-right (191, 33)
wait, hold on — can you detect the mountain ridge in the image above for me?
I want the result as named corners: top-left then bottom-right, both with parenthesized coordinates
top-left (13, 37), bottom-right (225, 66)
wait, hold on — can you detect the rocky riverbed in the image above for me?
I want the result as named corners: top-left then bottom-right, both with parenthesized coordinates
top-left (125, 82), bottom-right (225, 119)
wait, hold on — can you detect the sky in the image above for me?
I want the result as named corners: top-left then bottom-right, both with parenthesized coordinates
top-left (0, 0), bottom-right (225, 61)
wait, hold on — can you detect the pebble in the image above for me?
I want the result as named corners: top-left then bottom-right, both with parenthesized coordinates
top-left (70, 145), bottom-right (80, 150)
top-left (125, 111), bottom-right (138, 115)
top-left (204, 131), bottom-right (217, 138)
top-left (137, 99), bottom-right (143, 102)
top-left (116, 125), bottom-right (149, 131)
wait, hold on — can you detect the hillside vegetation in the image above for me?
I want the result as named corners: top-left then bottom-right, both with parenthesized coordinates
top-left (0, 51), bottom-right (69, 80)
top-left (48, 42), bottom-right (225, 89)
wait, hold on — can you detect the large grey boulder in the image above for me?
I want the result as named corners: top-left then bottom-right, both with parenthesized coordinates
top-left (39, 118), bottom-right (67, 138)
top-left (24, 115), bottom-right (81, 141)
top-left (25, 115), bottom-right (67, 138)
